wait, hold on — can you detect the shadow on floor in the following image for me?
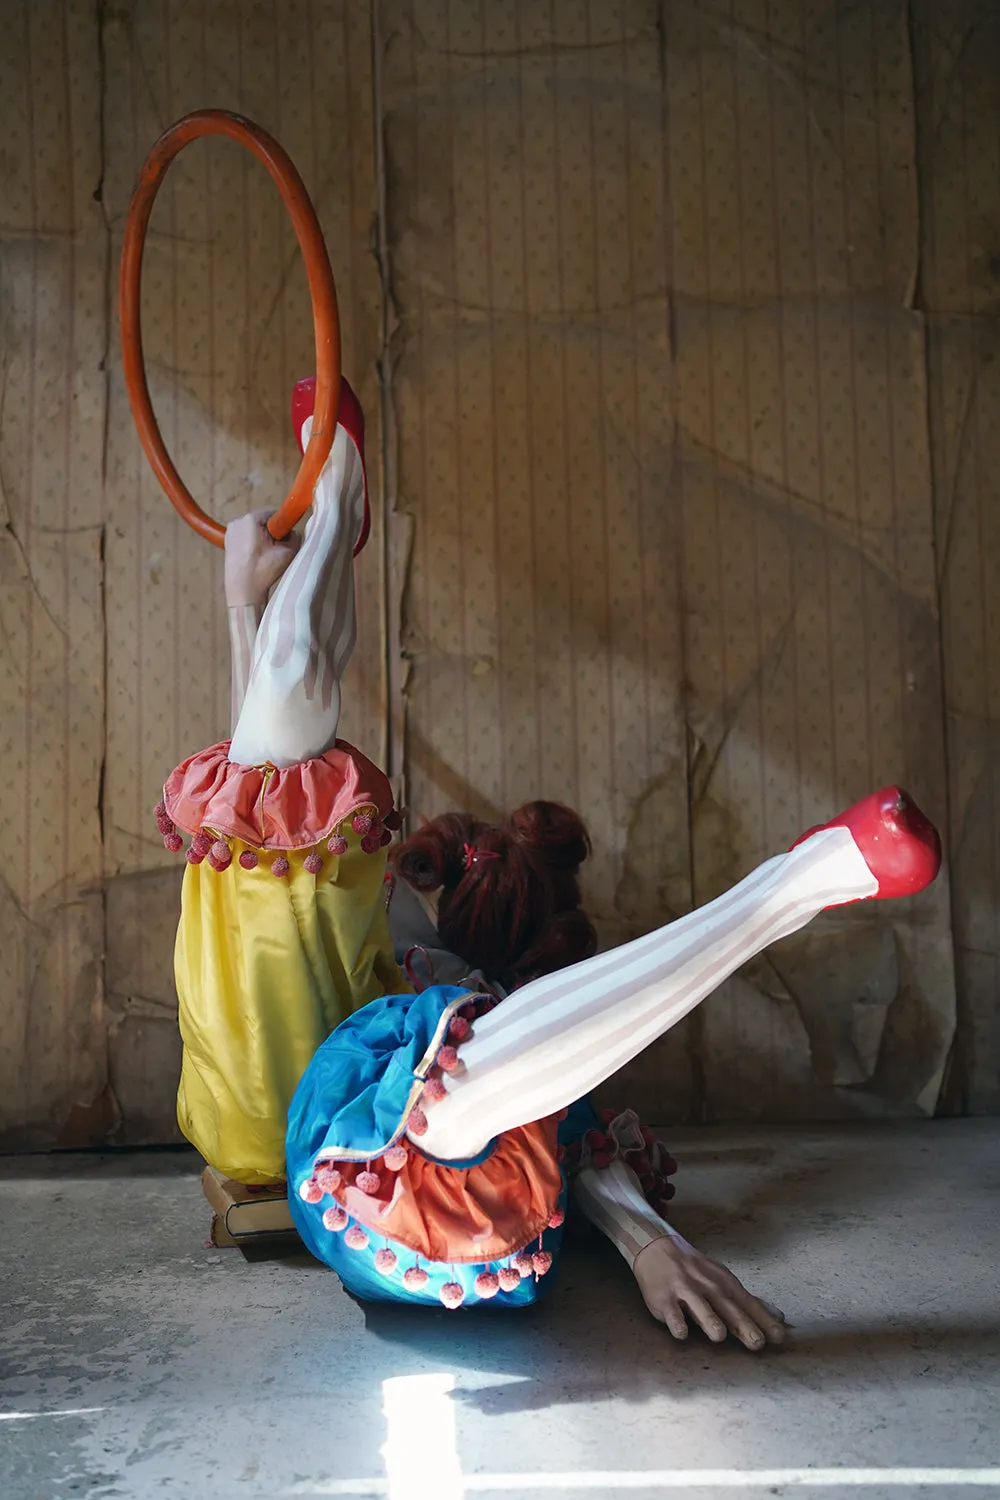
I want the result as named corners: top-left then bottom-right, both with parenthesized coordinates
top-left (348, 1234), bottom-right (1000, 1412)
top-left (0, 1146), bottom-right (200, 1181)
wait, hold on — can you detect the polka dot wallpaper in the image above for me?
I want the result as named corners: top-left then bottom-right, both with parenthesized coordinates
top-left (0, 0), bottom-right (993, 1144)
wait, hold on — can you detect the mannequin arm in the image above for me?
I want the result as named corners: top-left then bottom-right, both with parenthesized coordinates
top-left (573, 1159), bottom-right (785, 1351)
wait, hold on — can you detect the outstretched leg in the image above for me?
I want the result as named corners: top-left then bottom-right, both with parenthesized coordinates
top-left (229, 399), bottom-right (366, 768)
top-left (415, 790), bottom-right (941, 1160)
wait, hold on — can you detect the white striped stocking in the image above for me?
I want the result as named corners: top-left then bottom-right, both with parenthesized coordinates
top-left (414, 826), bottom-right (877, 1160)
top-left (229, 419), bottom-right (364, 768)
top-left (228, 603), bottom-right (262, 731)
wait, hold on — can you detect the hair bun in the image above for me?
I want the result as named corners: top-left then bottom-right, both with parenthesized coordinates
top-left (508, 801), bottom-right (591, 872)
top-left (392, 802), bottom-right (595, 989)
top-left (392, 812), bottom-right (480, 892)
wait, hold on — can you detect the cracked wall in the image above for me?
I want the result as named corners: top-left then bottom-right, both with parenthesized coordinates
top-left (380, 0), bottom-right (958, 1122)
top-left (0, 2), bottom-right (108, 1147)
top-left (913, 0), bottom-right (1000, 1113)
top-left (1, 0), bottom-right (996, 1145)
top-left (1, 0), bottom-right (385, 1147)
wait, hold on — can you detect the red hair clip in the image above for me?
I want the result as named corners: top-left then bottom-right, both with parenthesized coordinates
top-left (463, 842), bottom-right (501, 872)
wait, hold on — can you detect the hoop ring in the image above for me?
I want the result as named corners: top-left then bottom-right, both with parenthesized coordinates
top-left (119, 109), bottom-right (341, 547)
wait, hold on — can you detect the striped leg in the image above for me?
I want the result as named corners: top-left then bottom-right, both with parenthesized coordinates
top-left (229, 421), bottom-right (364, 768)
top-left (414, 827), bottom-right (877, 1160)
top-left (228, 603), bottom-right (263, 731)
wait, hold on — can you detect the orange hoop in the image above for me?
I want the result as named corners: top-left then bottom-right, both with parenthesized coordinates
top-left (119, 109), bottom-right (341, 547)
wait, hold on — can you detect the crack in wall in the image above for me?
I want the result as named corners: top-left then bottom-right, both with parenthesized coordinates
top-left (371, 0), bottom-right (408, 798)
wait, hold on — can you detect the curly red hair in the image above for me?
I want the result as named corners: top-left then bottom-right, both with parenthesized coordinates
top-left (391, 801), bottom-right (597, 989)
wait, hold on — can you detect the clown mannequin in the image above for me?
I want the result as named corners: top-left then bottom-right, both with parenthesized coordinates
top-left (288, 782), bottom-right (940, 1337)
top-left (156, 380), bottom-right (404, 1188)
top-left (159, 377), bottom-right (942, 1347)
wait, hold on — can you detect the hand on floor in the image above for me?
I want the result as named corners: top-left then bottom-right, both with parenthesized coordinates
top-left (633, 1235), bottom-right (786, 1351)
top-left (225, 509), bottom-right (301, 607)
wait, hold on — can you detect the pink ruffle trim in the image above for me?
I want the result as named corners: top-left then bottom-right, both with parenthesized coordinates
top-left (163, 740), bottom-right (395, 851)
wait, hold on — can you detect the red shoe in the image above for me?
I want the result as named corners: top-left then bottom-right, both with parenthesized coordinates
top-left (790, 787), bottom-right (941, 901)
top-left (291, 375), bottom-right (371, 557)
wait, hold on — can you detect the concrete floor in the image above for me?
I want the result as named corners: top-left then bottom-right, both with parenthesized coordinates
top-left (2, 1122), bottom-right (999, 1500)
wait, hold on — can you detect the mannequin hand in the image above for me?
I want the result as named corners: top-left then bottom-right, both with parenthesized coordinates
top-left (225, 510), bottom-right (301, 607)
top-left (633, 1235), bottom-right (786, 1351)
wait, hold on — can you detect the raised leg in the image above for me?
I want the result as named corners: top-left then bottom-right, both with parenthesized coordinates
top-left (228, 415), bottom-right (365, 768)
top-left (415, 791), bottom-right (940, 1160)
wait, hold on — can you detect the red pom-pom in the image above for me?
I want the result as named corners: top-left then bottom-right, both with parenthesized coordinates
top-left (298, 1178), bottom-right (323, 1204)
top-left (315, 1164), bottom-right (342, 1194)
top-left (498, 1266), bottom-right (521, 1293)
top-left (383, 1145), bottom-right (408, 1171)
top-left (272, 856), bottom-right (290, 878)
top-left (548, 1207), bottom-right (565, 1229)
top-left (356, 1170), bottom-right (382, 1196)
top-left (437, 1045), bottom-right (460, 1073)
top-left (327, 834), bottom-right (350, 856)
top-left (380, 828), bottom-right (392, 847)
top-left (360, 834), bottom-right (382, 855)
top-left (474, 1271), bottom-right (500, 1299)
top-left (369, 819), bottom-right (384, 841)
top-left (423, 1076), bottom-right (447, 1104)
top-left (532, 1251), bottom-right (553, 1277)
top-left (239, 849), bottom-right (259, 870)
top-left (352, 812), bottom-right (373, 836)
top-left (584, 1128), bottom-right (608, 1151)
top-left (440, 1282), bottom-right (464, 1309)
top-left (322, 1206), bottom-right (348, 1232)
top-left (191, 831), bottom-right (212, 858)
top-left (156, 813), bottom-right (175, 836)
top-left (383, 809), bottom-right (403, 832)
top-left (164, 832), bottom-right (184, 853)
top-left (600, 1107), bottom-right (616, 1125)
top-left (407, 1108), bottom-right (428, 1136)
top-left (460, 1002), bottom-right (477, 1021)
top-left (512, 1253), bottom-right (534, 1280)
top-left (344, 1224), bottom-right (370, 1250)
top-left (186, 844), bottom-right (206, 865)
top-left (661, 1181), bottom-right (677, 1202)
top-left (153, 800), bottom-right (167, 821)
top-left (374, 1248), bottom-right (398, 1275)
top-left (304, 853), bottom-right (324, 875)
top-left (403, 1265), bottom-right (428, 1290)
top-left (449, 1016), bottom-right (471, 1042)
top-left (628, 1153), bottom-right (652, 1178)
top-left (591, 1149), bottom-right (612, 1170)
top-left (208, 839), bottom-right (232, 872)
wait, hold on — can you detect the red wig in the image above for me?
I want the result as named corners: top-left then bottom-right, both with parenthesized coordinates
top-left (391, 802), bottom-right (597, 989)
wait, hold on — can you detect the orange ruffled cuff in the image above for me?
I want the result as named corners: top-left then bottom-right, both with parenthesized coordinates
top-left (163, 740), bottom-right (396, 851)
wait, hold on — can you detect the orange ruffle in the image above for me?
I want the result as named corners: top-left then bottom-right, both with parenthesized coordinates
top-left (331, 1119), bottom-right (562, 1265)
top-left (163, 739), bottom-right (395, 851)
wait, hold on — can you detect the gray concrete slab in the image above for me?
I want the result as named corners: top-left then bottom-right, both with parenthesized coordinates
top-left (2, 1122), bottom-right (999, 1500)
